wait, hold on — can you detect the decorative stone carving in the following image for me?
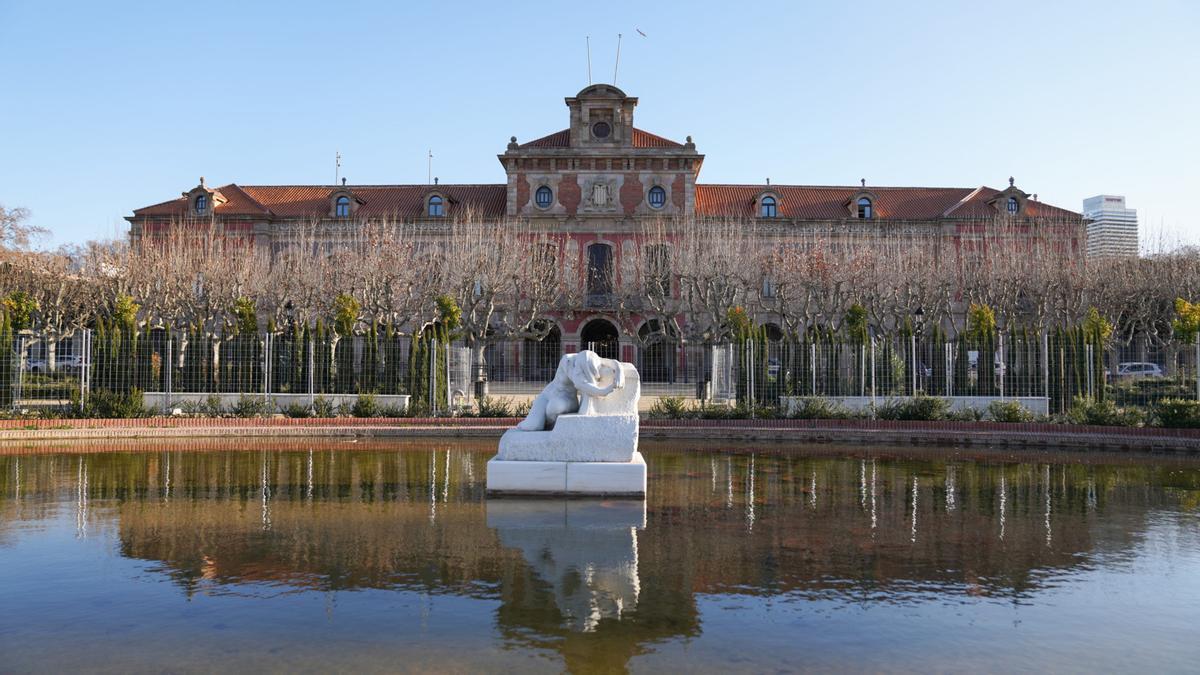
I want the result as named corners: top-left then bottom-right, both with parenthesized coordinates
top-left (488, 350), bottom-right (645, 496)
top-left (581, 177), bottom-right (620, 212)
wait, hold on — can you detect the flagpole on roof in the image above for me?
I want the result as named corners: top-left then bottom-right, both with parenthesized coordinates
top-left (613, 33), bottom-right (622, 85)
top-left (586, 36), bottom-right (592, 85)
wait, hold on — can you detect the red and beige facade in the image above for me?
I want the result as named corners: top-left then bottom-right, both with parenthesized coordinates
top-left (128, 85), bottom-right (1083, 365)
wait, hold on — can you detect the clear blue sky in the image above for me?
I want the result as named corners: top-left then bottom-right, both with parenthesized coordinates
top-left (1, 0), bottom-right (1196, 248)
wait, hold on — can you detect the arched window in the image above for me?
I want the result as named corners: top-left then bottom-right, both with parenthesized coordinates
top-left (428, 195), bottom-right (444, 217)
top-left (535, 185), bottom-right (553, 209)
top-left (586, 243), bottom-right (613, 303)
top-left (194, 194), bottom-right (207, 214)
top-left (335, 195), bottom-right (350, 217)
top-left (1006, 197), bottom-right (1019, 215)
top-left (857, 197), bottom-right (873, 219)
top-left (647, 185), bottom-right (666, 209)
top-left (760, 195), bottom-right (777, 218)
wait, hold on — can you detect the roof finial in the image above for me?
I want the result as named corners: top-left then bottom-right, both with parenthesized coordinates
top-left (1009, 176), bottom-right (1015, 187)
top-left (199, 176), bottom-right (205, 187)
top-left (861, 178), bottom-right (866, 187)
top-left (342, 177), bottom-right (347, 187)
top-left (434, 176), bottom-right (439, 185)
top-left (766, 177), bottom-right (770, 186)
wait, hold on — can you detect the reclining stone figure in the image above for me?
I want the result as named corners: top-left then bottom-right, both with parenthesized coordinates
top-left (516, 350), bottom-right (625, 431)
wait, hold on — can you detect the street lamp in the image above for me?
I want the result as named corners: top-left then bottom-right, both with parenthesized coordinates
top-left (912, 307), bottom-right (925, 395)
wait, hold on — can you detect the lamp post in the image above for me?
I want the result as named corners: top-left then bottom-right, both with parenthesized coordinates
top-left (912, 307), bottom-right (925, 395)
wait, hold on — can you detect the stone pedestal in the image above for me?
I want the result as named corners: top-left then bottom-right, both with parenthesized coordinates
top-left (486, 451), bottom-right (646, 497)
top-left (486, 354), bottom-right (645, 497)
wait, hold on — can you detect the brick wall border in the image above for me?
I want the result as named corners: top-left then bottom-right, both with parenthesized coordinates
top-left (0, 417), bottom-right (1198, 452)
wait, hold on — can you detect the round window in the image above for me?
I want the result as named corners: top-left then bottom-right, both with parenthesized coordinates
top-left (647, 185), bottom-right (666, 209)
top-left (535, 185), bottom-right (553, 209)
top-left (592, 121), bottom-right (611, 139)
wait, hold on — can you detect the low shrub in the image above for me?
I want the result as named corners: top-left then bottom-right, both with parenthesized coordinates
top-left (311, 396), bottom-right (336, 418)
top-left (1065, 397), bottom-right (1144, 427)
top-left (946, 406), bottom-right (986, 422)
top-left (231, 394), bottom-right (273, 418)
top-left (987, 400), bottom-right (1034, 423)
top-left (696, 401), bottom-right (734, 419)
top-left (282, 402), bottom-right (312, 418)
top-left (350, 393), bottom-right (380, 418)
top-left (82, 388), bottom-right (147, 418)
top-left (512, 399), bottom-right (532, 419)
top-left (1154, 398), bottom-right (1200, 428)
top-left (876, 396), bottom-right (950, 421)
top-left (646, 396), bottom-right (689, 419)
top-left (378, 404), bottom-right (407, 418)
top-left (788, 397), bottom-right (855, 420)
top-left (404, 399), bottom-right (432, 418)
top-left (476, 396), bottom-right (517, 418)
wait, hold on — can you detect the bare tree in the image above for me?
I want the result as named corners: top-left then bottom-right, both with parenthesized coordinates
top-left (0, 204), bottom-right (47, 251)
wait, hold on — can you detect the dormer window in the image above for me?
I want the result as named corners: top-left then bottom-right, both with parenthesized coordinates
top-left (194, 194), bottom-right (207, 215)
top-left (428, 195), bottom-right (444, 217)
top-left (1006, 197), bottom-right (1019, 215)
top-left (760, 195), bottom-right (777, 218)
top-left (335, 195), bottom-right (350, 218)
top-left (857, 197), bottom-right (873, 219)
top-left (535, 186), bottom-right (553, 209)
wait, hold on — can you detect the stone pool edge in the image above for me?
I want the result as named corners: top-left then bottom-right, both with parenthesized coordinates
top-left (1, 418), bottom-right (1199, 453)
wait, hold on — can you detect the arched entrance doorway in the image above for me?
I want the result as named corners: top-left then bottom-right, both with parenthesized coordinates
top-left (638, 320), bottom-right (677, 383)
top-left (522, 322), bottom-right (561, 381)
top-left (580, 319), bottom-right (620, 361)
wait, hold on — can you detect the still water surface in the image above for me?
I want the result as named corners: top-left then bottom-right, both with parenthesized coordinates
top-left (1, 439), bottom-right (1199, 673)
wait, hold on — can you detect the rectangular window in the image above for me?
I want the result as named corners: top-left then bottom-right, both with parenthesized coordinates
top-left (587, 243), bottom-right (613, 301)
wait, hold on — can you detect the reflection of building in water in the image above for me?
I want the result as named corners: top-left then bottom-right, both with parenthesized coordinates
top-left (3, 445), bottom-right (1200, 671)
top-left (487, 500), bottom-right (643, 632)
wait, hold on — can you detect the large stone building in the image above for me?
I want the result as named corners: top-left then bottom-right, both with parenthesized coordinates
top-left (128, 84), bottom-right (1083, 369)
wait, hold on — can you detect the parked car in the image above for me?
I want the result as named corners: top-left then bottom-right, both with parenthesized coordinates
top-left (57, 354), bottom-right (85, 370)
top-left (1114, 362), bottom-right (1165, 380)
top-left (22, 357), bottom-right (48, 374)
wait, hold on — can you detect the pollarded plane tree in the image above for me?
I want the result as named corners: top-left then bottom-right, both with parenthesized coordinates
top-left (434, 213), bottom-right (564, 386)
top-left (673, 217), bottom-right (761, 346)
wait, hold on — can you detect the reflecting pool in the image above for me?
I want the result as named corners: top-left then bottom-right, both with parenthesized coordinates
top-left (2, 439), bottom-right (1199, 673)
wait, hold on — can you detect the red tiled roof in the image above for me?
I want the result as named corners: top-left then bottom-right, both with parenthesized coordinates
top-left (941, 186), bottom-right (1081, 220)
top-left (517, 127), bottom-right (684, 149)
top-left (632, 128), bottom-right (683, 148)
top-left (134, 184), bottom-right (507, 220)
top-left (133, 183), bottom-right (1079, 223)
top-left (519, 129), bottom-right (570, 148)
top-left (695, 185), bottom-right (1081, 220)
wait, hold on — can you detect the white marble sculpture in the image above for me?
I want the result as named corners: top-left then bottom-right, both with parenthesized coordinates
top-left (516, 350), bottom-right (627, 431)
top-left (487, 350), bottom-right (645, 496)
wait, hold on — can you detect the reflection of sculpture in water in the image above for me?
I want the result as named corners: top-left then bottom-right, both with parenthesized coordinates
top-left (488, 499), bottom-right (644, 632)
top-left (516, 350), bottom-right (625, 431)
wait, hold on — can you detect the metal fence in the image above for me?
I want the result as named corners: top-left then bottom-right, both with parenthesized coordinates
top-left (6, 329), bottom-right (1200, 416)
